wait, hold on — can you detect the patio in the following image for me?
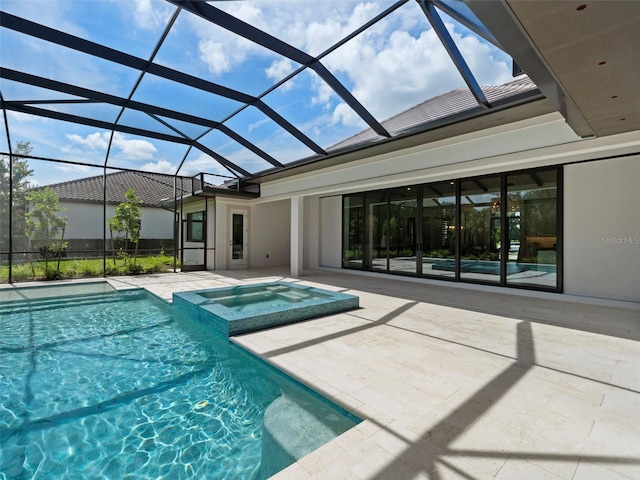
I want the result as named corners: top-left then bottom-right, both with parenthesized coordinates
top-left (101, 268), bottom-right (640, 480)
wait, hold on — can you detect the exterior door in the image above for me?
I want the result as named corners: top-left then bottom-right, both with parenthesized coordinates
top-left (229, 210), bottom-right (248, 268)
top-left (180, 210), bottom-right (206, 272)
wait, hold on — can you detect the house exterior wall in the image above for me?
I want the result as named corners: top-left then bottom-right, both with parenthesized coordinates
top-left (258, 112), bottom-right (640, 304)
top-left (178, 197), bottom-right (290, 270)
top-left (213, 198), bottom-right (251, 270)
top-left (319, 196), bottom-right (342, 268)
top-left (564, 156), bottom-right (640, 302)
top-left (250, 199), bottom-right (290, 268)
top-left (60, 202), bottom-right (173, 240)
top-left (59, 203), bottom-right (105, 240)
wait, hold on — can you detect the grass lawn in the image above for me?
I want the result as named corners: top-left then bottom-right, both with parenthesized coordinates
top-left (0, 254), bottom-right (178, 283)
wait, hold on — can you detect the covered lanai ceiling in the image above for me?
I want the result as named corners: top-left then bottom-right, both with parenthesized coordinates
top-left (1, 1), bottom-right (636, 189)
top-left (468, 0), bottom-right (640, 139)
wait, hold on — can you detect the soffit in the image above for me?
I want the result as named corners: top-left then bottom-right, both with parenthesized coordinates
top-left (468, 0), bottom-right (640, 138)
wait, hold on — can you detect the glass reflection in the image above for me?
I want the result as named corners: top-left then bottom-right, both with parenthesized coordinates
top-left (388, 187), bottom-right (418, 275)
top-left (507, 169), bottom-right (558, 288)
top-left (421, 181), bottom-right (456, 278)
top-left (343, 195), bottom-right (364, 269)
top-left (460, 175), bottom-right (501, 283)
top-left (366, 190), bottom-right (389, 272)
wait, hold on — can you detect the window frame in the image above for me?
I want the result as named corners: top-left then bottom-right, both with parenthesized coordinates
top-left (186, 211), bottom-right (205, 242)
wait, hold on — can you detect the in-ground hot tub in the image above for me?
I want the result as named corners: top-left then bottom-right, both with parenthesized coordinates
top-left (173, 282), bottom-right (359, 337)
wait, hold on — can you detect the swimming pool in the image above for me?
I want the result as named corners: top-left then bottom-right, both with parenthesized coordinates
top-left (0, 284), bottom-right (359, 479)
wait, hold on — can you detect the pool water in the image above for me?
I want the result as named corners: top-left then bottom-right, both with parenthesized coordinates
top-left (0, 286), bottom-right (358, 479)
top-left (201, 284), bottom-right (331, 312)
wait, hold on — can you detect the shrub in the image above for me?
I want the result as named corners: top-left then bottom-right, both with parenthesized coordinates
top-left (74, 260), bottom-right (101, 277)
top-left (105, 264), bottom-right (123, 276)
top-left (143, 254), bottom-right (173, 274)
top-left (43, 266), bottom-right (64, 281)
top-left (0, 266), bottom-right (8, 283)
top-left (12, 263), bottom-right (34, 282)
top-left (125, 263), bottom-right (145, 275)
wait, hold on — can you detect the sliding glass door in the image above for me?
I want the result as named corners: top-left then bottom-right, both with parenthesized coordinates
top-left (506, 169), bottom-right (559, 288)
top-left (342, 195), bottom-right (364, 269)
top-left (459, 175), bottom-right (502, 283)
top-left (388, 187), bottom-right (418, 275)
top-left (366, 191), bottom-right (389, 272)
top-left (421, 181), bottom-right (457, 278)
top-left (342, 167), bottom-right (561, 292)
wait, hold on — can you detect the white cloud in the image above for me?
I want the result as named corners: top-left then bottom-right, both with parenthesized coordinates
top-left (198, 40), bottom-right (232, 76)
top-left (190, 3), bottom-right (268, 77)
top-left (7, 111), bottom-right (41, 124)
top-left (66, 132), bottom-right (109, 150)
top-left (111, 133), bottom-right (158, 160)
top-left (316, 14), bottom-right (512, 125)
top-left (309, 73), bottom-right (335, 109)
top-left (265, 59), bottom-right (296, 87)
top-left (140, 159), bottom-right (175, 174)
top-left (131, 0), bottom-right (173, 32)
top-left (31, 163), bottom-right (97, 188)
top-left (179, 153), bottom-right (228, 177)
top-left (454, 27), bottom-right (512, 86)
top-left (247, 118), bottom-right (271, 134)
top-left (66, 132), bottom-right (157, 160)
top-left (2, 0), bottom-right (87, 37)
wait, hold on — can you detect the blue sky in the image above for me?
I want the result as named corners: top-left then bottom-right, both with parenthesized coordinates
top-left (0, 0), bottom-right (514, 187)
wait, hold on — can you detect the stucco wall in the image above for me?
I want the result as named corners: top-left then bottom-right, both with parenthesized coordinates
top-left (59, 203), bottom-right (105, 239)
top-left (319, 196), bottom-right (342, 268)
top-left (60, 203), bottom-right (173, 239)
top-left (250, 199), bottom-right (290, 268)
top-left (564, 156), bottom-right (640, 302)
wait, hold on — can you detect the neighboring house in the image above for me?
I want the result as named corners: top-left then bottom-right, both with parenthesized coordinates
top-left (34, 171), bottom-right (180, 258)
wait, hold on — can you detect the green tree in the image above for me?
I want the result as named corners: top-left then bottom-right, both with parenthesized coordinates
top-left (25, 187), bottom-right (68, 278)
top-left (0, 141), bottom-right (34, 254)
top-left (109, 188), bottom-right (142, 267)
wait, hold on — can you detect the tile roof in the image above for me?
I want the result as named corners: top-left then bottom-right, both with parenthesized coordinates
top-left (37, 171), bottom-right (199, 207)
top-left (329, 77), bottom-right (537, 151)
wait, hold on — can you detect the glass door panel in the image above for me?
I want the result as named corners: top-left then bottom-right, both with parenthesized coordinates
top-left (232, 213), bottom-right (244, 260)
top-left (388, 187), bottom-right (418, 275)
top-left (342, 195), bottom-right (364, 269)
top-left (506, 169), bottom-right (558, 288)
top-left (229, 210), bottom-right (248, 268)
top-left (366, 191), bottom-right (388, 272)
top-left (460, 176), bottom-right (501, 283)
top-left (421, 181), bottom-right (457, 278)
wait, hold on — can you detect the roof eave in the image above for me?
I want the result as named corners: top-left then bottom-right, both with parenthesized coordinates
top-left (160, 185), bottom-right (260, 209)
